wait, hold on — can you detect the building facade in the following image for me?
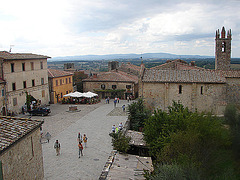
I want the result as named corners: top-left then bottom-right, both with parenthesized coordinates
top-left (0, 116), bottom-right (44, 179)
top-left (0, 51), bottom-right (50, 114)
top-left (48, 68), bottom-right (73, 104)
top-left (83, 70), bottom-right (138, 99)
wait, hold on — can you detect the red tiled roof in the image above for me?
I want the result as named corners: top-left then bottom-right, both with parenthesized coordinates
top-left (151, 59), bottom-right (205, 70)
top-left (48, 69), bottom-right (73, 78)
top-left (83, 70), bottom-right (138, 83)
top-left (120, 62), bottom-right (141, 72)
top-left (0, 51), bottom-right (50, 60)
top-left (0, 116), bottom-right (43, 153)
top-left (142, 69), bottom-right (226, 83)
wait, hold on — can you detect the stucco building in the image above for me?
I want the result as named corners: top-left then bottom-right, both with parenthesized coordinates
top-left (139, 27), bottom-right (240, 115)
top-left (0, 51), bottom-right (50, 114)
top-left (48, 68), bottom-right (73, 103)
top-left (83, 70), bottom-right (138, 99)
top-left (0, 116), bottom-right (44, 179)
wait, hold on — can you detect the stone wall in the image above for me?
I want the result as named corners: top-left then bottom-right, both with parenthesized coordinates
top-left (0, 128), bottom-right (44, 180)
top-left (226, 78), bottom-right (240, 106)
top-left (142, 82), bottom-right (227, 115)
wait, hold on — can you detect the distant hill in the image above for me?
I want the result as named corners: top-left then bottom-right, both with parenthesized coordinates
top-left (49, 53), bottom-right (213, 61)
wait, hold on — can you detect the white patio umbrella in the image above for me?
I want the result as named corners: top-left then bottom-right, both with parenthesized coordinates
top-left (63, 92), bottom-right (74, 97)
top-left (82, 91), bottom-right (98, 98)
top-left (70, 91), bottom-right (84, 97)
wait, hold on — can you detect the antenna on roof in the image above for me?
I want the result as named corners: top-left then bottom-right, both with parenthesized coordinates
top-left (9, 45), bottom-right (14, 52)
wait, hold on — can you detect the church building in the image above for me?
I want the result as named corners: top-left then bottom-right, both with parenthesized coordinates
top-left (139, 27), bottom-right (240, 115)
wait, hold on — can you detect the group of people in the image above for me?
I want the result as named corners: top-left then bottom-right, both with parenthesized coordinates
top-left (53, 132), bottom-right (88, 158)
top-left (112, 122), bottom-right (123, 133)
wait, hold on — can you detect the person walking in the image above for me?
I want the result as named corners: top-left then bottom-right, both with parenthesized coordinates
top-left (112, 125), bottom-right (116, 133)
top-left (78, 142), bottom-right (83, 158)
top-left (77, 132), bottom-right (82, 142)
top-left (45, 132), bottom-right (51, 143)
top-left (114, 99), bottom-right (117, 107)
top-left (54, 140), bottom-right (61, 156)
top-left (119, 122), bottom-right (123, 131)
top-left (83, 134), bottom-right (88, 148)
top-left (122, 105), bottom-right (125, 112)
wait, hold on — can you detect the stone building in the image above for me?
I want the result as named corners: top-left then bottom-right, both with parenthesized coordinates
top-left (64, 63), bottom-right (75, 72)
top-left (0, 116), bottom-right (44, 179)
top-left (48, 68), bottom-right (73, 103)
top-left (83, 70), bottom-right (138, 99)
top-left (139, 27), bottom-right (240, 115)
top-left (0, 79), bottom-right (6, 115)
top-left (0, 51), bottom-right (50, 114)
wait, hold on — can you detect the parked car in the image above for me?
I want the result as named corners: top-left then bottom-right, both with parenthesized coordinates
top-left (29, 107), bottom-right (51, 116)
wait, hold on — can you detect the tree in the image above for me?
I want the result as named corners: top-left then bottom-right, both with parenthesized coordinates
top-left (127, 98), bottom-right (151, 131)
top-left (144, 101), bottom-right (234, 179)
top-left (109, 132), bottom-right (131, 153)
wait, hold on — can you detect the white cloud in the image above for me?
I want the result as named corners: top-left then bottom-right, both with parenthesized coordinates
top-left (0, 0), bottom-right (239, 57)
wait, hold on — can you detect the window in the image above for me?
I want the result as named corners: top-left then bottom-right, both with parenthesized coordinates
top-left (12, 83), bottom-right (16, 91)
top-left (179, 85), bottom-right (182, 94)
top-left (22, 63), bottom-right (25, 71)
top-left (61, 92), bottom-right (63, 98)
top-left (56, 80), bottom-right (58, 86)
top-left (63, 79), bottom-right (64, 84)
top-left (42, 90), bottom-right (45, 97)
top-left (112, 85), bottom-right (117, 89)
top-left (41, 78), bottom-right (44, 85)
top-left (126, 85), bottom-right (131, 89)
top-left (11, 63), bottom-right (14, 72)
top-left (2, 89), bottom-right (4, 97)
top-left (31, 62), bottom-right (34, 70)
top-left (201, 86), bottom-right (203, 95)
top-left (66, 91), bottom-right (68, 94)
top-left (23, 81), bottom-right (27, 88)
top-left (40, 62), bottom-right (43, 69)
top-left (13, 97), bottom-right (17, 106)
top-left (69, 77), bottom-right (71, 83)
top-left (32, 79), bottom-right (35, 87)
top-left (60, 79), bottom-right (62, 85)
top-left (222, 42), bottom-right (226, 52)
top-left (66, 78), bottom-right (68, 84)
top-left (101, 84), bottom-right (105, 90)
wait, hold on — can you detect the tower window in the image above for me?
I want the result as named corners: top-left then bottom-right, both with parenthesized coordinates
top-left (222, 42), bottom-right (226, 52)
top-left (201, 86), bottom-right (203, 95)
top-left (179, 85), bottom-right (182, 94)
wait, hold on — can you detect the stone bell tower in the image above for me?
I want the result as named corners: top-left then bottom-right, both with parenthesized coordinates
top-left (215, 26), bottom-right (232, 70)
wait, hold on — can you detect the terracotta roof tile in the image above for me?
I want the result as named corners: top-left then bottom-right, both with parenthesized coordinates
top-left (151, 59), bottom-right (205, 70)
top-left (0, 116), bottom-right (43, 153)
top-left (83, 70), bottom-right (138, 83)
top-left (0, 51), bottom-right (50, 60)
top-left (48, 69), bottom-right (73, 78)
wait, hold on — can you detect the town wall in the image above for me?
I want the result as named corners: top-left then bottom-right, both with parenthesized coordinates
top-left (0, 128), bottom-right (44, 180)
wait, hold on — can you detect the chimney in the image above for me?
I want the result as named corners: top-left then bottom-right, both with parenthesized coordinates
top-left (190, 61), bottom-right (195, 66)
top-left (93, 73), bottom-right (97, 78)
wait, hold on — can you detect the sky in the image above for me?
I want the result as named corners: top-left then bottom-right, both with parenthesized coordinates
top-left (0, 0), bottom-right (240, 58)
